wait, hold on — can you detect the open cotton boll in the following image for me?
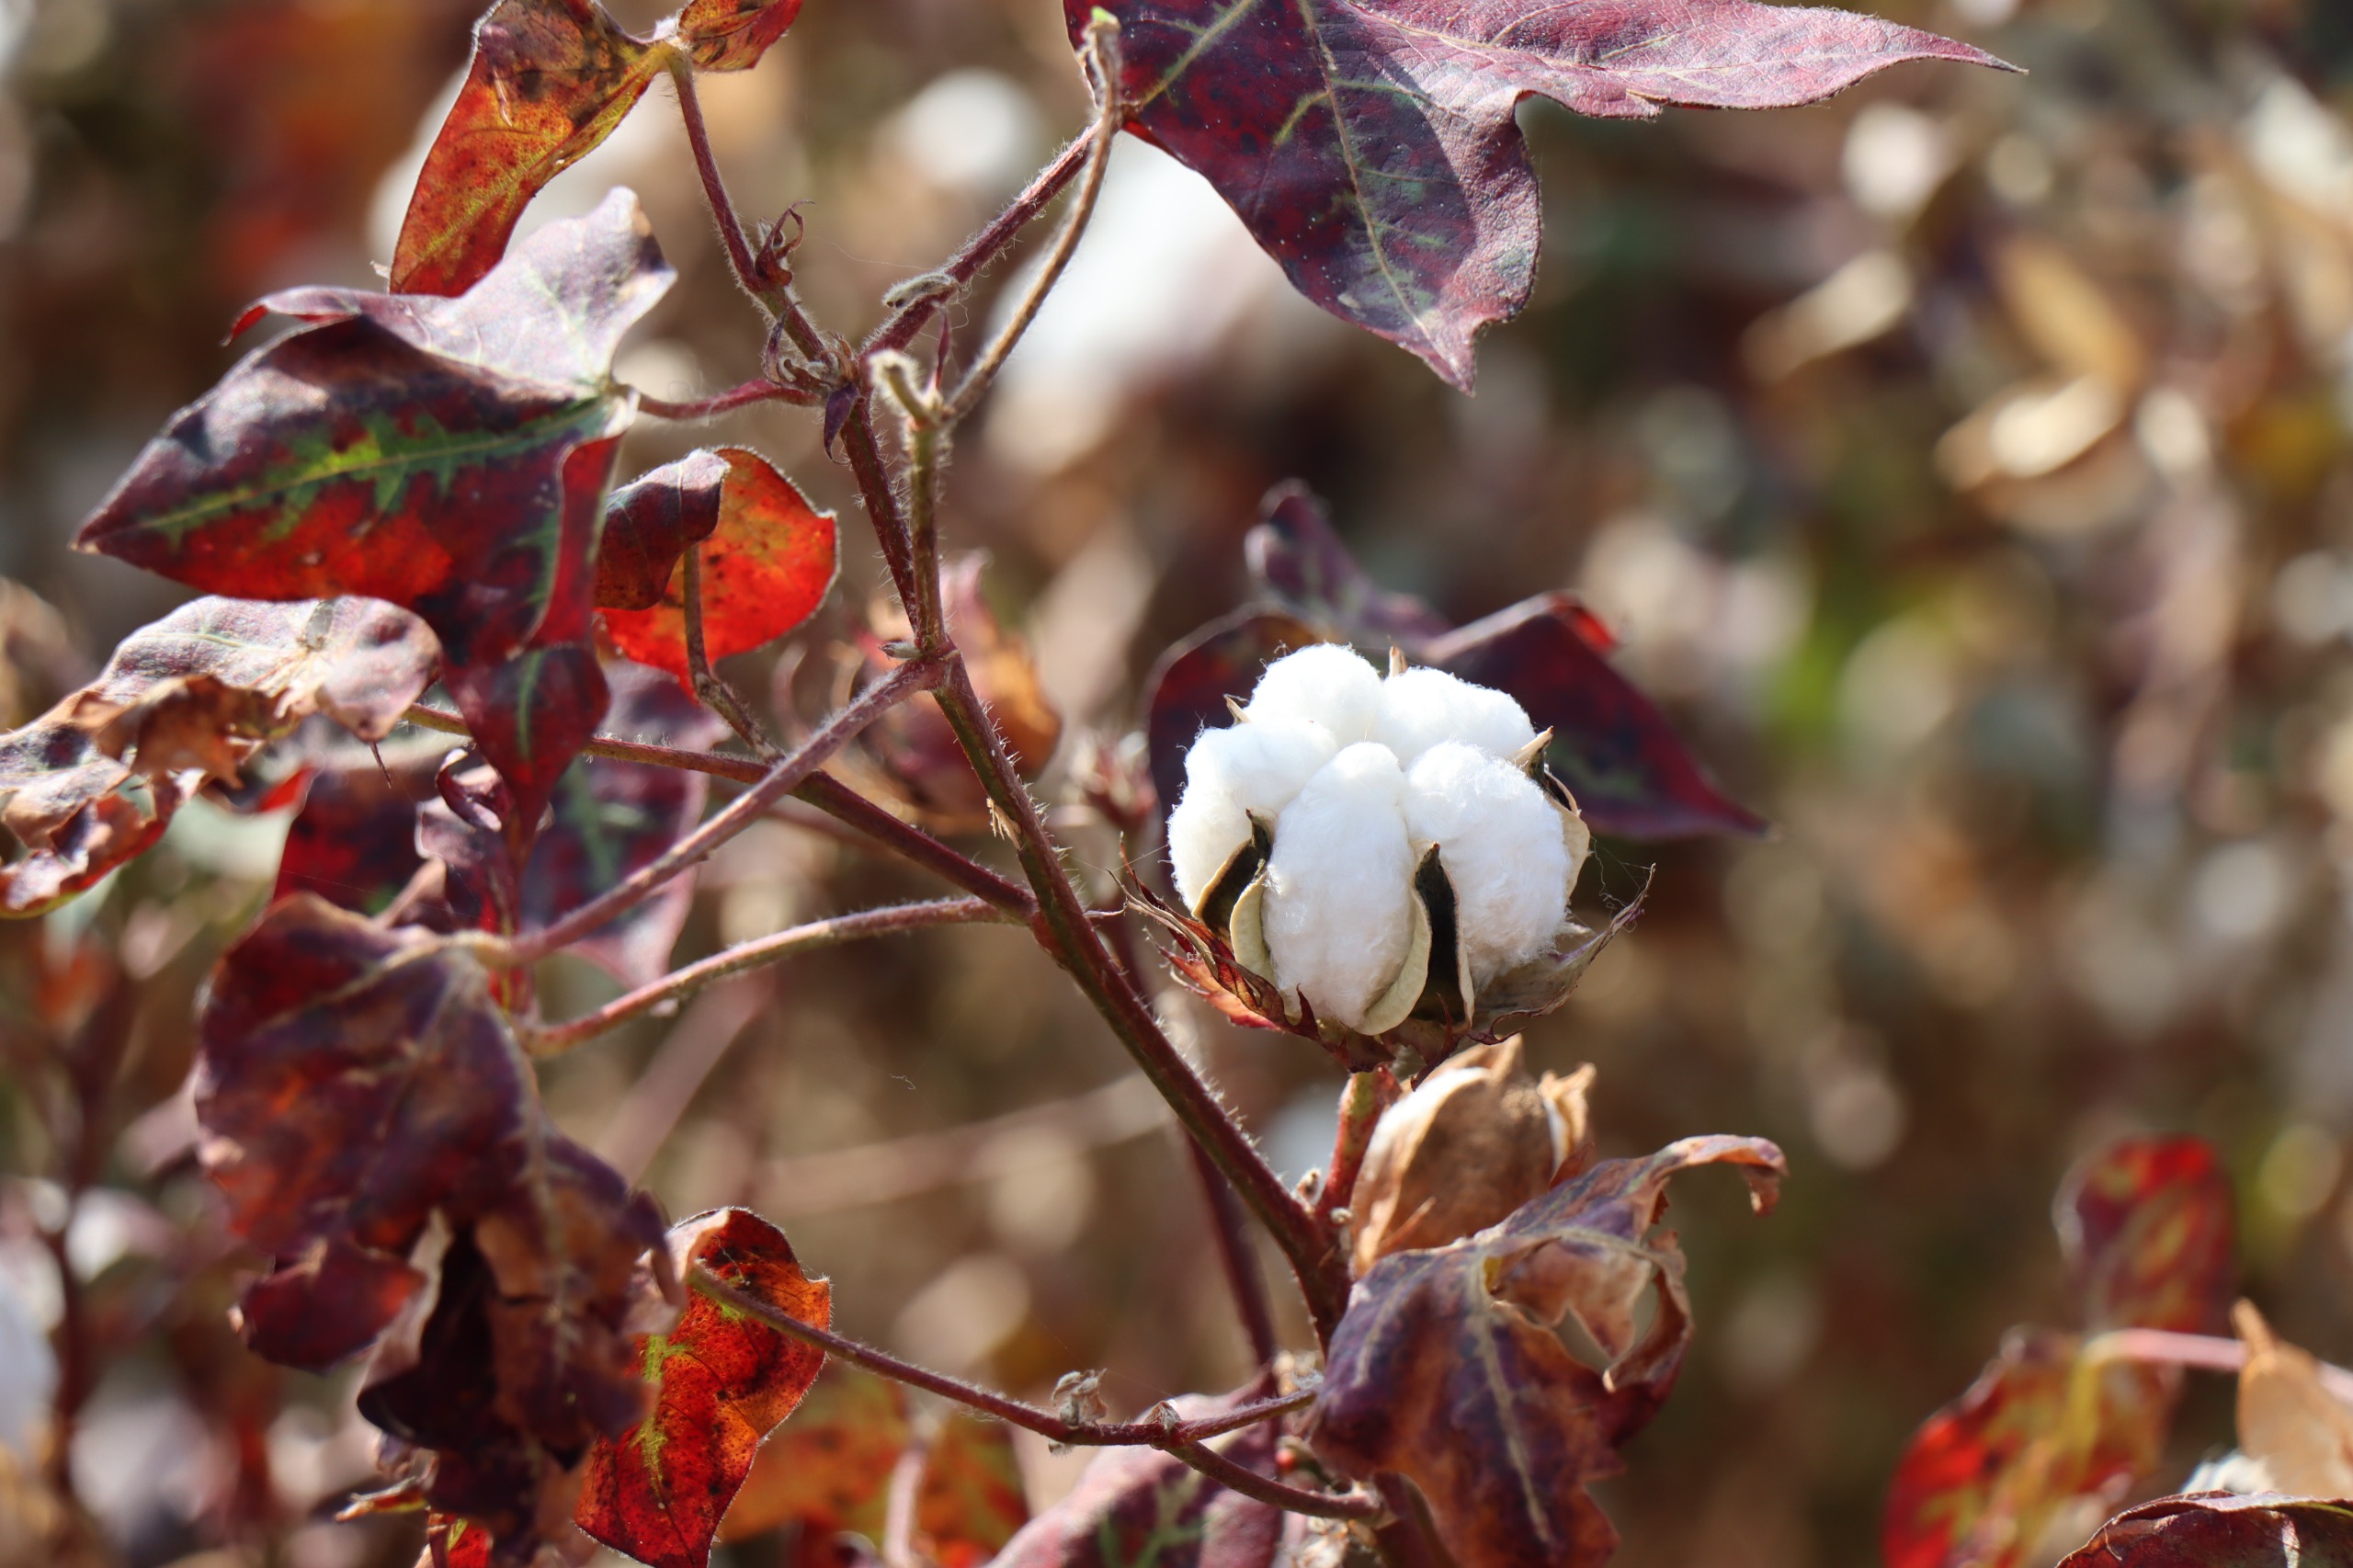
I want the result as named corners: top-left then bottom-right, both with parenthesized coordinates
top-left (1375, 666), bottom-right (1539, 767)
top-left (1404, 742), bottom-right (1574, 981)
top-left (1166, 717), bottom-right (1338, 906)
top-left (1243, 643), bottom-right (1384, 744)
top-left (1263, 744), bottom-right (1415, 1029)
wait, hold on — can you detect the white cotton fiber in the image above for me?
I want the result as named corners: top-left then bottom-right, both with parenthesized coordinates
top-left (1374, 666), bottom-right (1538, 767)
top-left (1244, 644), bottom-right (1383, 744)
top-left (1263, 744), bottom-right (1415, 1029)
top-left (1404, 742), bottom-right (1574, 981)
top-left (1166, 716), bottom-right (1338, 907)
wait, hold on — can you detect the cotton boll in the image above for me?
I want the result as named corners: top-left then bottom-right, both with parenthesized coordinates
top-left (1376, 667), bottom-right (1538, 766)
top-left (1244, 644), bottom-right (1383, 744)
top-left (1166, 717), bottom-right (1338, 906)
top-left (1264, 744), bottom-right (1415, 1029)
top-left (1404, 743), bottom-right (1573, 981)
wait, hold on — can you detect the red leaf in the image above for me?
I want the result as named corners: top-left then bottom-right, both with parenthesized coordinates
top-left (448, 642), bottom-right (612, 862)
top-left (390, 0), bottom-right (665, 297)
top-left (273, 757), bottom-right (435, 917)
top-left (576, 1209), bottom-right (831, 1568)
top-left (597, 450), bottom-right (728, 614)
top-left (600, 448), bottom-right (839, 682)
top-left (1073, 0), bottom-right (2010, 385)
top-left (1427, 594), bottom-right (1768, 839)
top-left (0, 597), bottom-right (438, 915)
top-left (1245, 483), bottom-right (1449, 648)
top-left (80, 193), bottom-right (669, 670)
top-left (676, 0), bottom-right (803, 71)
top-left (2056, 1134), bottom-right (2236, 1335)
top-left (1313, 1136), bottom-right (1786, 1567)
top-left (2053, 1494), bottom-right (2353, 1568)
top-left (994, 1396), bottom-right (1286, 1568)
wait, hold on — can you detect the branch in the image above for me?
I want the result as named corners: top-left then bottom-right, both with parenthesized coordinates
top-left (1314, 1072), bottom-right (1386, 1233)
top-left (400, 704), bottom-right (1033, 916)
top-left (940, 16), bottom-right (1124, 423)
top-left (862, 127), bottom-right (1101, 360)
top-left (486, 659), bottom-right (939, 966)
top-left (530, 897), bottom-right (1008, 1051)
top-left (637, 379), bottom-right (817, 420)
top-left (686, 1267), bottom-right (1380, 1520)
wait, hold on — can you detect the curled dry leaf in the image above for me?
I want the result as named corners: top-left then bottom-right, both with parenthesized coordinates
top-left (599, 448), bottom-right (840, 683)
top-left (1071, 0), bottom-right (2007, 386)
top-left (2052, 1494), bottom-right (2353, 1568)
top-left (1884, 1135), bottom-right (2239, 1568)
top-left (717, 1359), bottom-right (1029, 1567)
top-left (674, 0), bottom-right (804, 72)
top-left (82, 191), bottom-right (669, 671)
top-left (575, 1209), bottom-right (831, 1568)
top-left (0, 597), bottom-right (438, 916)
top-left (2233, 1302), bottom-right (2353, 1500)
top-left (1313, 1136), bottom-right (1787, 1568)
top-left (1349, 1040), bottom-right (1592, 1274)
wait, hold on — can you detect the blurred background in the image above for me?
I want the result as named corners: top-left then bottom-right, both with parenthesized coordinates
top-left (6, 0), bottom-right (2353, 1562)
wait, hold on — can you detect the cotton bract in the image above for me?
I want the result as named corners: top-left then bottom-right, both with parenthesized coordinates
top-left (1168, 644), bottom-right (1589, 1033)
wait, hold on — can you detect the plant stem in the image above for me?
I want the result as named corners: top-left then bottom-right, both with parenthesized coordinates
top-left (939, 19), bottom-right (1123, 423)
top-left (687, 1267), bottom-right (1380, 1520)
top-left (489, 660), bottom-right (938, 966)
top-left (401, 703), bottom-right (1034, 916)
top-left (881, 1422), bottom-right (933, 1568)
top-left (530, 897), bottom-right (1006, 1051)
top-left (669, 57), bottom-right (767, 307)
top-left (637, 379), bottom-right (815, 420)
top-left (838, 393), bottom-right (926, 625)
top-left (2085, 1326), bottom-right (2353, 1404)
top-left (1315, 1072), bottom-right (1384, 1233)
top-left (862, 128), bottom-right (1100, 360)
top-left (682, 545), bottom-right (783, 758)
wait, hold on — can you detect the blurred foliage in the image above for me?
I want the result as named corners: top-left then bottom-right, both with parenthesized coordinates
top-left (10, 0), bottom-right (2353, 1564)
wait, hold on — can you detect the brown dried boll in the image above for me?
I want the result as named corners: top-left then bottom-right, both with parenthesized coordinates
top-left (1349, 1040), bottom-right (1594, 1275)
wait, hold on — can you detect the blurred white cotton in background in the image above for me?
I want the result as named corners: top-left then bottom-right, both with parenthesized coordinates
top-left (0, 1270), bottom-right (54, 1459)
top-left (881, 70), bottom-right (1044, 199)
top-left (1843, 104), bottom-right (1955, 222)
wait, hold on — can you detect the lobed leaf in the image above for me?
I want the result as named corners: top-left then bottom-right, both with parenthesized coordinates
top-left (0, 597), bottom-right (438, 915)
top-left (391, 0), bottom-right (666, 298)
top-left (80, 194), bottom-right (669, 670)
top-left (2052, 1494), bottom-right (2353, 1568)
top-left (1073, 0), bottom-right (2011, 386)
top-left (576, 1209), bottom-right (831, 1568)
top-left (1313, 1135), bottom-right (1786, 1567)
top-left (272, 754), bottom-right (438, 917)
top-left (2056, 1134), bottom-right (2236, 1335)
top-left (676, 0), bottom-right (804, 71)
top-left (600, 448), bottom-right (840, 682)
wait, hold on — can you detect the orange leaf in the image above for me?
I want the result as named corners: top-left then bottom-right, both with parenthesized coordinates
top-left (675, 0), bottom-right (802, 72)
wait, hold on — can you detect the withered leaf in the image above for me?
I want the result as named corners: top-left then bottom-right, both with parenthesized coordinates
top-left (1313, 1136), bottom-right (1786, 1567)
top-left (2052, 1494), bottom-right (2353, 1568)
top-left (2234, 1302), bottom-right (2353, 1500)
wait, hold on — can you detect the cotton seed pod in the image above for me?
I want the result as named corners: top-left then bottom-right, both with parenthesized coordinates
top-left (1349, 1040), bottom-right (1594, 1275)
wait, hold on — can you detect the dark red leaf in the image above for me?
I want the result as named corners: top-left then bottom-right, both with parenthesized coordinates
top-left (390, 0), bottom-right (664, 297)
top-left (676, 0), bottom-right (803, 71)
top-left (1313, 1136), bottom-right (1786, 1567)
top-left (517, 663), bottom-right (726, 985)
top-left (0, 597), bottom-right (438, 915)
top-left (1073, 0), bottom-right (2009, 385)
top-left (80, 194), bottom-right (669, 669)
top-left (597, 449), bottom-right (728, 613)
top-left (448, 642), bottom-right (612, 863)
top-left (575, 1209), bottom-right (831, 1568)
top-left (994, 1398), bottom-right (1286, 1568)
top-left (600, 448), bottom-right (838, 682)
top-left (1245, 483), bottom-right (1449, 648)
top-left (1140, 608), bottom-right (1320, 824)
top-left (273, 756), bottom-right (437, 917)
top-left (2053, 1494), bottom-right (2353, 1568)
top-left (1428, 594), bottom-right (1768, 839)
top-left (2056, 1134), bottom-right (2236, 1335)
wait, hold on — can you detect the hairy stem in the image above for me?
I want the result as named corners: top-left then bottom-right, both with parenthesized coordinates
top-left (488, 660), bottom-right (938, 966)
top-left (688, 1267), bottom-right (1378, 1519)
top-left (682, 545), bottom-right (783, 758)
top-left (530, 898), bottom-right (1007, 1051)
top-left (1315, 1072), bottom-right (1384, 1233)
top-left (939, 17), bottom-right (1123, 423)
top-left (669, 57), bottom-right (766, 306)
top-left (401, 703), bottom-right (1034, 916)
top-left (2085, 1326), bottom-right (2353, 1403)
top-left (637, 379), bottom-right (816, 420)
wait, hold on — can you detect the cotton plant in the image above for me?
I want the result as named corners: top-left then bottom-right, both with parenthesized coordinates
top-left (1165, 643), bottom-right (1592, 1040)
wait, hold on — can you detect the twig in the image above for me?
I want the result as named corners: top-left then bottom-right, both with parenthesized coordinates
top-left (637, 379), bottom-right (817, 420)
top-left (531, 897), bottom-right (1008, 1052)
top-left (400, 703), bottom-right (1035, 917)
top-left (2085, 1326), bottom-right (2353, 1405)
top-left (596, 978), bottom-right (770, 1182)
top-left (682, 545), bottom-right (783, 758)
top-left (687, 1267), bottom-right (1379, 1520)
top-left (670, 57), bottom-right (767, 308)
top-left (939, 17), bottom-right (1123, 423)
top-left (487, 659), bottom-right (939, 966)
top-left (862, 128), bottom-right (1101, 360)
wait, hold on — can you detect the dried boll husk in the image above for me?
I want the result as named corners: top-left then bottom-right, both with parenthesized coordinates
top-left (1349, 1040), bottom-right (1595, 1275)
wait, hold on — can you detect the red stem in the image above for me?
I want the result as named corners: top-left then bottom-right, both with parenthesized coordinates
top-left (2088, 1327), bottom-right (2353, 1404)
top-left (638, 379), bottom-right (816, 420)
top-left (669, 58), bottom-right (766, 303)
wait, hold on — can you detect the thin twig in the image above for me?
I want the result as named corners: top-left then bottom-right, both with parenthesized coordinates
top-left (682, 545), bottom-right (784, 758)
top-left (881, 1422), bottom-right (933, 1568)
top-left (400, 703), bottom-right (1035, 917)
top-left (862, 128), bottom-right (1101, 360)
top-left (488, 660), bottom-right (939, 966)
top-left (939, 19), bottom-right (1124, 424)
top-left (531, 897), bottom-right (1007, 1051)
top-left (637, 379), bottom-right (816, 420)
top-left (669, 57), bottom-right (767, 306)
top-left (1315, 1073), bottom-right (1385, 1233)
top-left (2086, 1326), bottom-right (2353, 1405)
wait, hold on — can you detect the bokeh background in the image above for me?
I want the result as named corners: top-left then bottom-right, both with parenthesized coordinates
top-left (6, 0), bottom-right (2353, 1562)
